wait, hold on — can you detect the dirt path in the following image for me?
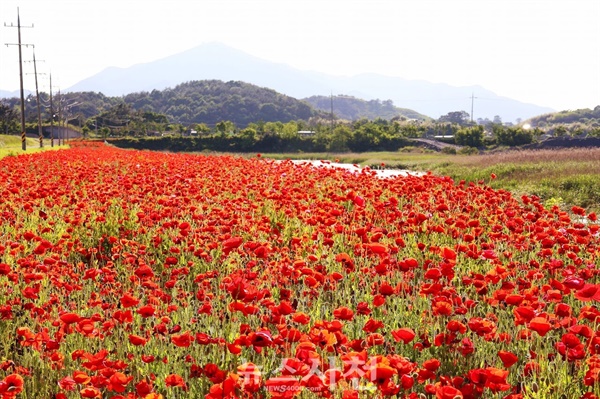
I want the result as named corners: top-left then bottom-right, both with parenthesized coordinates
top-left (410, 138), bottom-right (462, 151)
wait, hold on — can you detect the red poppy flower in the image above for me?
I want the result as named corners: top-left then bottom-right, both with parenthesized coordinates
top-left (58, 376), bottom-right (77, 391)
top-left (128, 334), bottom-right (148, 346)
top-left (72, 370), bottom-right (91, 384)
top-left (120, 293), bottom-right (140, 308)
top-left (0, 263), bottom-right (11, 275)
top-left (141, 355), bottom-right (155, 363)
top-left (0, 373), bottom-right (24, 396)
top-left (335, 253), bottom-right (355, 272)
top-left (364, 243), bottom-right (387, 255)
top-left (513, 306), bottom-right (535, 325)
top-left (367, 363), bottom-right (397, 384)
top-left (575, 284), bottom-right (600, 302)
top-left (249, 330), bottom-right (273, 348)
top-left (365, 333), bottom-right (385, 347)
top-left (447, 320), bottom-right (467, 334)
top-left (80, 387), bottom-right (102, 398)
top-left (441, 247), bottom-right (457, 261)
top-left (333, 307), bottom-right (355, 321)
top-left (60, 312), bottom-right (81, 325)
top-left (423, 358), bottom-right (441, 372)
top-left (136, 305), bottom-right (156, 318)
top-left (400, 373), bottom-right (415, 390)
top-left (223, 236), bottom-right (243, 252)
top-left (292, 312), bottom-right (310, 324)
top-left (391, 328), bottom-right (416, 344)
top-left (498, 350), bottom-right (519, 368)
top-left (436, 385), bottom-right (463, 399)
top-left (563, 276), bottom-right (586, 290)
top-left (485, 367), bottom-right (510, 392)
top-left (165, 374), bottom-right (187, 390)
top-left (108, 372), bottom-right (133, 393)
top-left (528, 317), bottom-right (552, 337)
top-left (352, 195), bottom-right (365, 207)
top-left (171, 332), bottom-right (193, 347)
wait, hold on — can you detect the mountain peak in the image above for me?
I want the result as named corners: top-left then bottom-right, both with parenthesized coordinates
top-left (63, 42), bottom-right (552, 121)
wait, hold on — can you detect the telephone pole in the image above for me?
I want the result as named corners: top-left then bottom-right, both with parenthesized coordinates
top-left (330, 91), bottom-right (334, 133)
top-left (4, 8), bottom-right (34, 150)
top-left (57, 89), bottom-right (62, 146)
top-left (470, 92), bottom-right (478, 122)
top-left (26, 49), bottom-right (45, 148)
top-left (49, 73), bottom-right (54, 147)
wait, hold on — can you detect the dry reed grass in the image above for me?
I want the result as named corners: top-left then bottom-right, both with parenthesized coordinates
top-left (456, 147), bottom-right (600, 167)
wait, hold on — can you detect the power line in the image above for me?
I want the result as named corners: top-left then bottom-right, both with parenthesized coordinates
top-left (25, 50), bottom-right (45, 148)
top-left (4, 7), bottom-right (34, 150)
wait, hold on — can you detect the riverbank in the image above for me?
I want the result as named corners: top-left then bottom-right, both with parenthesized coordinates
top-left (288, 159), bottom-right (425, 178)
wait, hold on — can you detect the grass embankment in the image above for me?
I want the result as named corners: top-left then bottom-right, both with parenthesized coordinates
top-left (0, 134), bottom-right (65, 158)
top-left (261, 147), bottom-right (600, 213)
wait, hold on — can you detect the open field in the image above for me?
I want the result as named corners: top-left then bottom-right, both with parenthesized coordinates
top-left (0, 134), bottom-right (65, 158)
top-left (259, 148), bottom-right (600, 213)
top-left (0, 141), bottom-right (599, 398)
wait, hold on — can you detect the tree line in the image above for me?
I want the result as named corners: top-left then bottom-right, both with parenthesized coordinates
top-left (1, 79), bottom-right (599, 153)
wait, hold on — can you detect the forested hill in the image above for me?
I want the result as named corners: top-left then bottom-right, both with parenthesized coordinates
top-left (2, 80), bottom-right (324, 127)
top-left (526, 106), bottom-right (600, 131)
top-left (4, 80), bottom-right (432, 128)
top-left (121, 80), bottom-right (321, 126)
top-left (304, 95), bottom-right (431, 121)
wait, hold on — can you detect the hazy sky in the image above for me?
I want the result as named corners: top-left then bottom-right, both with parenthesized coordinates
top-left (1, 0), bottom-right (599, 111)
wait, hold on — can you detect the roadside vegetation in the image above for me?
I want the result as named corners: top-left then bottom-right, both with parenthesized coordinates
top-left (0, 134), bottom-right (64, 158)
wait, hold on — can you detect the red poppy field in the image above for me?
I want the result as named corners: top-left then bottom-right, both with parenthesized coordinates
top-left (0, 141), bottom-right (599, 399)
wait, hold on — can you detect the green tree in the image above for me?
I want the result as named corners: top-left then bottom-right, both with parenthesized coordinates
top-left (100, 127), bottom-right (110, 140)
top-left (455, 125), bottom-right (484, 147)
top-left (438, 111), bottom-right (470, 126)
top-left (280, 121), bottom-right (299, 139)
top-left (239, 127), bottom-right (258, 148)
top-left (195, 123), bottom-right (211, 133)
top-left (215, 120), bottom-right (236, 135)
top-left (0, 102), bottom-right (19, 134)
top-left (493, 125), bottom-right (533, 146)
top-left (348, 120), bottom-right (384, 151)
top-left (398, 123), bottom-right (420, 138)
top-left (553, 125), bottom-right (568, 137)
top-left (329, 125), bottom-right (352, 152)
top-left (141, 111), bottom-right (168, 124)
top-left (263, 121), bottom-right (283, 134)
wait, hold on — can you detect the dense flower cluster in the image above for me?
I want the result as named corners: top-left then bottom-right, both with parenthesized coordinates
top-left (0, 141), bottom-right (599, 398)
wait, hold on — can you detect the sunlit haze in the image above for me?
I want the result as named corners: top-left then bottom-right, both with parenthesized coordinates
top-left (1, 0), bottom-right (599, 112)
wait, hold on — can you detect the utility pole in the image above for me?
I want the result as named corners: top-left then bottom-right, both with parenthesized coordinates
top-left (330, 91), bottom-right (334, 133)
top-left (470, 92), bottom-right (478, 123)
top-left (26, 49), bottom-right (45, 148)
top-left (57, 89), bottom-right (62, 146)
top-left (49, 73), bottom-right (54, 147)
top-left (4, 8), bottom-right (34, 150)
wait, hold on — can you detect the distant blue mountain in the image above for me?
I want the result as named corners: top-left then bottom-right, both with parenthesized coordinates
top-left (0, 89), bottom-right (31, 98)
top-left (54, 43), bottom-right (555, 121)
